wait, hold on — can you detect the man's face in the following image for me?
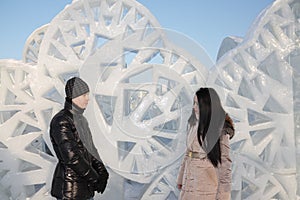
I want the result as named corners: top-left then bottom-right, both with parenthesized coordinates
top-left (72, 92), bottom-right (90, 109)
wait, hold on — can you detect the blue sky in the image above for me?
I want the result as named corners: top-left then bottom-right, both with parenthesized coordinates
top-left (0, 0), bottom-right (274, 62)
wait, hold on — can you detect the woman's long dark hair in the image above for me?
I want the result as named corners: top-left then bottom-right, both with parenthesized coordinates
top-left (188, 88), bottom-right (226, 167)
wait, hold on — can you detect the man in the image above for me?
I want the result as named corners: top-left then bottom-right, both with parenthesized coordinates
top-left (49, 77), bottom-right (109, 200)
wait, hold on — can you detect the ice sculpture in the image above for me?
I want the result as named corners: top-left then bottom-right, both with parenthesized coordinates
top-left (0, 60), bottom-right (60, 199)
top-left (23, 25), bottom-right (48, 64)
top-left (208, 0), bottom-right (299, 199)
top-left (0, 0), bottom-right (300, 199)
top-left (34, 0), bottom-right (208, 198)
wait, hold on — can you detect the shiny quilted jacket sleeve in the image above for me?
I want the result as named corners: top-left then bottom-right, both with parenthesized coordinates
top-left (50, 115), bottom-right (98, 181)
top-left (92, 156), bottom-right (109, 178)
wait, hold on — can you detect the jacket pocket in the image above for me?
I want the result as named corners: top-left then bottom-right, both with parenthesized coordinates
top-left (185, 159), bottom-right (218, 193)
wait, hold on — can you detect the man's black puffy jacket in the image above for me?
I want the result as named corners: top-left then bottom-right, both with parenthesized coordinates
top-left (50, 100), bottom-right (108, 199)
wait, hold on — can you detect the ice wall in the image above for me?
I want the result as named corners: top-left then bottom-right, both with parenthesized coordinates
top-left (211, 0), bottom-right (300, 198)
top-left (0, 0), bottom-right (299, 199)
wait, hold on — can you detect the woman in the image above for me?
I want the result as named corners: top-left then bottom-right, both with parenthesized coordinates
top-left (177, 88), bottom-right (234, 200)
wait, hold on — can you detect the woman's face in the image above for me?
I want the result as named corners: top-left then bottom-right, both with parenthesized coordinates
top-left (193, 95), bottom-right (199, 118)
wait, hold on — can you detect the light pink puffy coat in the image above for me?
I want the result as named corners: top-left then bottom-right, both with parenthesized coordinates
top-left (177, 120), bottom-right (233, 200)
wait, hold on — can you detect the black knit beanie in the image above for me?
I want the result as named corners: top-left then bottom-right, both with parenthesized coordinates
top-left (65, 77), bottom-right (89, 99)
